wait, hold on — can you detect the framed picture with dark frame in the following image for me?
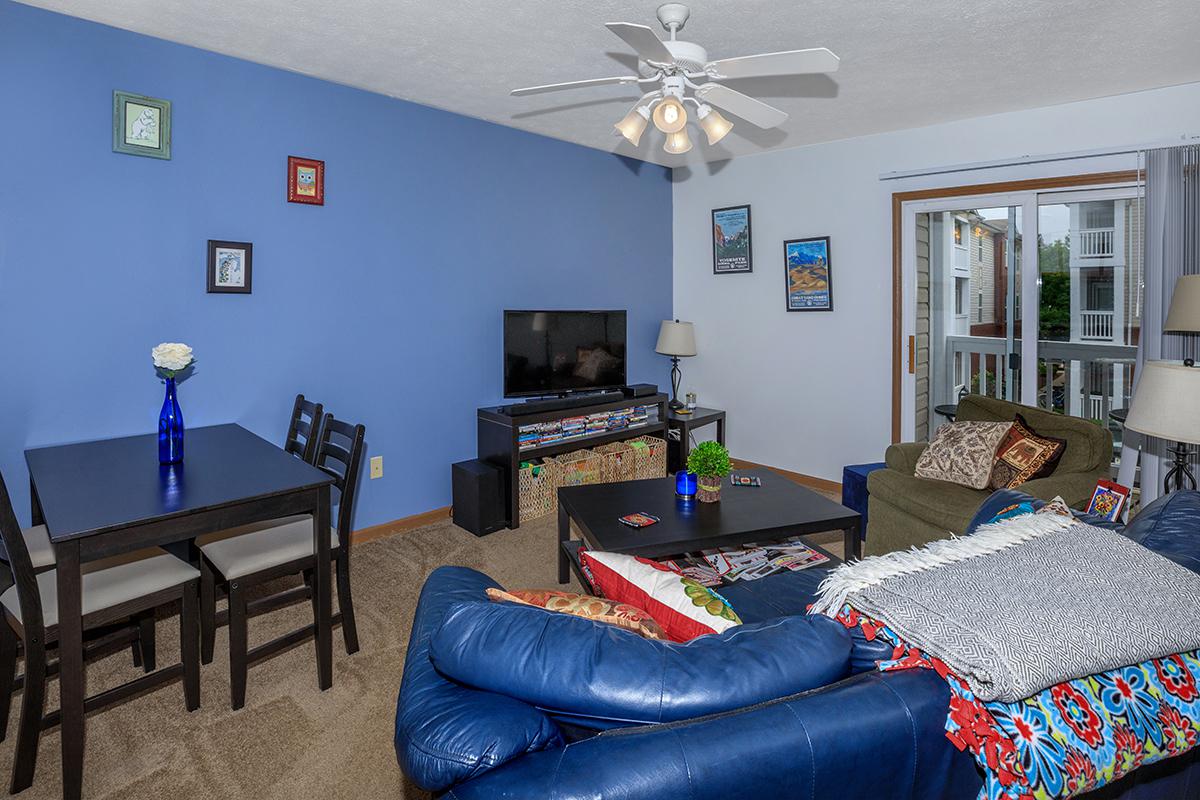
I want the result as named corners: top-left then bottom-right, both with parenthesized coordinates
top-left (207, 240), bottom-right (253, 294)
top-left (287, 156), bottom-right (325, 205)
top-left (783, 236), bottom-right (833, 312)
top-left (712, 205), bottom-right (752, 274)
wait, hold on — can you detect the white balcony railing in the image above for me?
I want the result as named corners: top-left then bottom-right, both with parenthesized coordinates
top-left (1077, 227), bottom-right (1115, 258)
top-left (1079, 310), bottom-right (1115, 341)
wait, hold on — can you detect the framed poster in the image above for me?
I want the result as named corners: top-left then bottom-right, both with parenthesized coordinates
top-left (207, 240), bottom-right (253, 294)
top-left (112, 91), bottom-right (171, 160)
top-left (712, 205), bottom-right (752, 274)
top-left (784, 236), bottom-right (833, 312)
top-left (287, 156), bottom-right (325, 205)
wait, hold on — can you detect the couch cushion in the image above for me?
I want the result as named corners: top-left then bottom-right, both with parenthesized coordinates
top-left (965, 489), bottom-right (1124, 535)
top-left (1124, 490), bottom-right (1200, 574)
top-left (429, 599), bottom-right (851, 729)
top-left (868, 468), bottom-right (987, 533)
top-left (393, 567), bottom-right (563, 793)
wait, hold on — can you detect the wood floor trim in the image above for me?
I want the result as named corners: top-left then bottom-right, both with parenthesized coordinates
top-left (730, 458), bottom-right (842, 495)
top-left (350, 506), bottom-right (452, 545)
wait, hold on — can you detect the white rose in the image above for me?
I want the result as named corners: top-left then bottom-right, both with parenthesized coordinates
top-left (152, 342), bottom-right (194, 372)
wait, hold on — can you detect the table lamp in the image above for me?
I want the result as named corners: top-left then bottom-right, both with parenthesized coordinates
top-left (1165, 274), bottom-right (1200, 367)
top-left (655, 320), bottom-right (696, 412)
top-left (1123, 360), bottom-right (1200, 493)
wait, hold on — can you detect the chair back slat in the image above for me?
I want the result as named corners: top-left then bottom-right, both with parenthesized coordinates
top-left (0, 473), bottom-right (45, 633)
top-left (284, 395), bottom-right (324, 464)
top-left (314, 414), bottom-right (366, 547)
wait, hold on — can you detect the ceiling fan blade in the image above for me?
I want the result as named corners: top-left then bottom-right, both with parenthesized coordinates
top-left (511, 76), bottom-right (641, 96)
top-left (694, 83), bottom-right (789, 128)
top-left (706, 47), bottom-right (840, 80)
top-left (605, 22), bottom-right (674, 65)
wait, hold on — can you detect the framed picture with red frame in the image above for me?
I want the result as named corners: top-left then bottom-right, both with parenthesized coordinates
top-left (287, 156), bottom-right (324, 205)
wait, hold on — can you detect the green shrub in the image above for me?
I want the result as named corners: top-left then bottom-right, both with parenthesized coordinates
top-left (687, 440), bottom-right (732, 478)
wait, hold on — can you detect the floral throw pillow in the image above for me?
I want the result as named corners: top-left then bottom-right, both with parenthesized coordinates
top-left (485, 588), bottom-right (667, 640)
top-left (988, 414), bottom-right (1068, 490)
top-left (915, 421), bottom-right (1013, 490)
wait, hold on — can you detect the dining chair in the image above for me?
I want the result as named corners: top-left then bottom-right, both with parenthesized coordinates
top-left (0, 471), bottom-right (201, 793)
top-left (199, 414), bottom-right (365, 709)
top-left (284, 394), bottom-right (324, 465)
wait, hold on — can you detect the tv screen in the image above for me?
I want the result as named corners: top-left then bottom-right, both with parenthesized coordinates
top-left (504, 310), bottom-right (627, 397)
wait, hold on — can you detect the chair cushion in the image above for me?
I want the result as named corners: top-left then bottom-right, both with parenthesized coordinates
top-left (914, 421), bottom-right (1012, 489)
top-left (867, 468), bottom-right (987, 533)
top-left (199, 515), bottom-right (338, 580)
top-left (0, 548), bottom-right (198, 628)
top-left (23, 524), bottom-right (55, 570)
top-left (429, 599), bottom-right (852, 728)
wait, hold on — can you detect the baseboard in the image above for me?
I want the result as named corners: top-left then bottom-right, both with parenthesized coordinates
top-left (730, 458), bottom-right (842, 495)
top-left (350, 506), bottom-right (452, 545)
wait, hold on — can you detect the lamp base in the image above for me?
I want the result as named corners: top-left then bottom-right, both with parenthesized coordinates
top-left (1164, 442), bottom-right (1198, 494)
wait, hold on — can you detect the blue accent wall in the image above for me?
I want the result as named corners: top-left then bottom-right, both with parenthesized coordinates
top-left (0, 1), bottom-right (672, 529)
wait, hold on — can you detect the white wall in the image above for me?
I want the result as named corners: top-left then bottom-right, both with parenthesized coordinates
top-left (671, 81), bottom-right (1200, 483)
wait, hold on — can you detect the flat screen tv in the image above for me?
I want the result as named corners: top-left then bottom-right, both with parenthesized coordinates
top-left (504, 310), bottom-right (627, 398)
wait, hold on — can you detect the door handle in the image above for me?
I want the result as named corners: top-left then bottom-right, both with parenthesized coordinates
top-left (908, 336), bottom-right (916, 375)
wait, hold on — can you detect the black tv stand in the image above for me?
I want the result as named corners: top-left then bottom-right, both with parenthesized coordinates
top-left (502, 390), bottom-right (625, 417)
top-left (478, 392), bottom-right (669, 528)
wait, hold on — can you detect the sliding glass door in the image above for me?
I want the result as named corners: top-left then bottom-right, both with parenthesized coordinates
top-left (900, 179), bottom-right (1141, 459)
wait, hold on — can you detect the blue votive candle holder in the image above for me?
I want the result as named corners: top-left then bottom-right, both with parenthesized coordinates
top-left (675, 471), bottom-right (698, 500)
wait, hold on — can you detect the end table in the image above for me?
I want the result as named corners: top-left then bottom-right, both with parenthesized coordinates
top-left (666, 407), bottom-right (726, 473)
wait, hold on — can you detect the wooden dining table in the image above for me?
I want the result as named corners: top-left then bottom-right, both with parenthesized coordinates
top-left (24, 423), bottom-right (334, 800)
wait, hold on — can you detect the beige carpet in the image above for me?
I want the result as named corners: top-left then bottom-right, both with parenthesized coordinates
top-left (0, 490), bottom-right (842, 799)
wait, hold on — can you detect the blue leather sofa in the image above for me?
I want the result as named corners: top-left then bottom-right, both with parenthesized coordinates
top-left (395, 490), bottom-right (1200, 799)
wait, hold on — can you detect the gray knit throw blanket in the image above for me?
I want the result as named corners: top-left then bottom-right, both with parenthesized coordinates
top-left (811, 514), bottom-right (1200, 702)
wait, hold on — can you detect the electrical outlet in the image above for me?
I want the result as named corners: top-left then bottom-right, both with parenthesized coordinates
top-left (370, 455), bottom-right (383, 479)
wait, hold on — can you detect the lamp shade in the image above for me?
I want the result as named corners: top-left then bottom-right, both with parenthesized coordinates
top-left (1124, 360), bottom-right (1200, 445)
top-left (1165, 275), bottom-right (1200, 332)
top-left (655, 320), bottom-right (697, 357)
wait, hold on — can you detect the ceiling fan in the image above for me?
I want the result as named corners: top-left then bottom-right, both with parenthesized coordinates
top-left (510, 3), bottom-right (840, 155)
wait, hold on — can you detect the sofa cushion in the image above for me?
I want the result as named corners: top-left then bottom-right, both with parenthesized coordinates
top-left (486, 587), bottom-right (667, 640)
top-left (915, 421), bottom-right (1012, 489)
top-left (1124, 490), bottom-right (1200, 574)
top-left (965, 489), bottom-right (1124, 535)
top-left (393, 567), bottom-right (563, 793)
top-left (429, 599), bottom-right (852, 729)
top-left (988, 414), bottom-right (1067, 489)
top-left (580, 550), bottom-right (741, 641)
top-left (868, 468), bottom-right (987, 533)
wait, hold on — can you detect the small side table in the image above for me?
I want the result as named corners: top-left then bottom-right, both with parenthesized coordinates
top-left (666, 407), bottom-right (726, 473)
top-left (934, 404), bottom-right (959, 422)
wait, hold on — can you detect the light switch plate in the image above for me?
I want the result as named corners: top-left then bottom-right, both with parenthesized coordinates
top-left (370, 455), bottom-right (383, 479)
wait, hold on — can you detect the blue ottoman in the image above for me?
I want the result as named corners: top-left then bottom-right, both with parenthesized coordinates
top-left (841, 462), bottom-right (886, 547)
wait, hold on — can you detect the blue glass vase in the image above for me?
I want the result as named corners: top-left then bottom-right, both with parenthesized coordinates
top-left (158, 377), bottom-right (184, 464)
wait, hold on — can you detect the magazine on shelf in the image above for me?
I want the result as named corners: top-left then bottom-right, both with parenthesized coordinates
top-left (698, 539), bottom-right (829, 582)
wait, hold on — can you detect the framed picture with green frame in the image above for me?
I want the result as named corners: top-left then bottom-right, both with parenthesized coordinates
top-left (112, 90), bottom-right (172, 160)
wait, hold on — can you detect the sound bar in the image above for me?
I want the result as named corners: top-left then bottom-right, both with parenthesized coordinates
top-left (503, 390), bottom-right (626, 417)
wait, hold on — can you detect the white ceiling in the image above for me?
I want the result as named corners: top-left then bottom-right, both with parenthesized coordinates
top-left (22, 0), bottom-right (1200, 167)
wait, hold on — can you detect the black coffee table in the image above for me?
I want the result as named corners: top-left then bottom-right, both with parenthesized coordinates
top-left (556, 472), bottom-right (861, 585)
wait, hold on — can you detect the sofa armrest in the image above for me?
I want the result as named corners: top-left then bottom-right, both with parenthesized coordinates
top-left (445, 670), bottom-right (982, 800)
top-left (1017, 471), bottom-right (1104, 509)
top-left (885, 442), bottom-right (928, 475)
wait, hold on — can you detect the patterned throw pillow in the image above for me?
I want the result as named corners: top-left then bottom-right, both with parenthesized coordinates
top-left (915, 421), bottom-right (1013, 490)
top-left (988, 414), bottom-right (1067, 490)
top-left (485, 588), bottom-right (667, 640)
top-left (1037, 495), bottom-right (1075, 518)
top-left (578, 550), bottom-right (742, 642)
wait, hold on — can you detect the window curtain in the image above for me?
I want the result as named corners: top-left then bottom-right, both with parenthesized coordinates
top-left (1116, 144), bottom-right (1200, 505)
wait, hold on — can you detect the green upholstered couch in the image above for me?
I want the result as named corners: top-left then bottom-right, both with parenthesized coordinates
top-left (864, 395), bottom-right (1113, 557)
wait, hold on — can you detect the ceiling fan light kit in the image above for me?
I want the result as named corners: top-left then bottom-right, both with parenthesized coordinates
top-left (510, 3), bottom-right (840, 158)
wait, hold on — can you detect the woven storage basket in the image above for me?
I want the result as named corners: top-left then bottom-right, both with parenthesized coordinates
top-left (594, 441), bottom-right (637, 483)
top-left (626, 435), bottom-right (667, 480)
top-left (553, 449), bottom-right (603, 487)
top-left (518, 458), bottom-right (560, 523)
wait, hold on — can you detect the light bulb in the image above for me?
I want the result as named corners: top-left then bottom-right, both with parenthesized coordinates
top-left (663, 128), bottom-right (692, 155)
top-left (652, 97), bottom-right (688, 134)
top-left (697, 106), bottom-right (733, 145)
top-left (613, 105), bottom-right (650, 146)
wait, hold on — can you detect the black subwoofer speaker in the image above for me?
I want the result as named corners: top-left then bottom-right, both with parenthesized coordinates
top-left (452, 459), bottom-right (506, 536)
